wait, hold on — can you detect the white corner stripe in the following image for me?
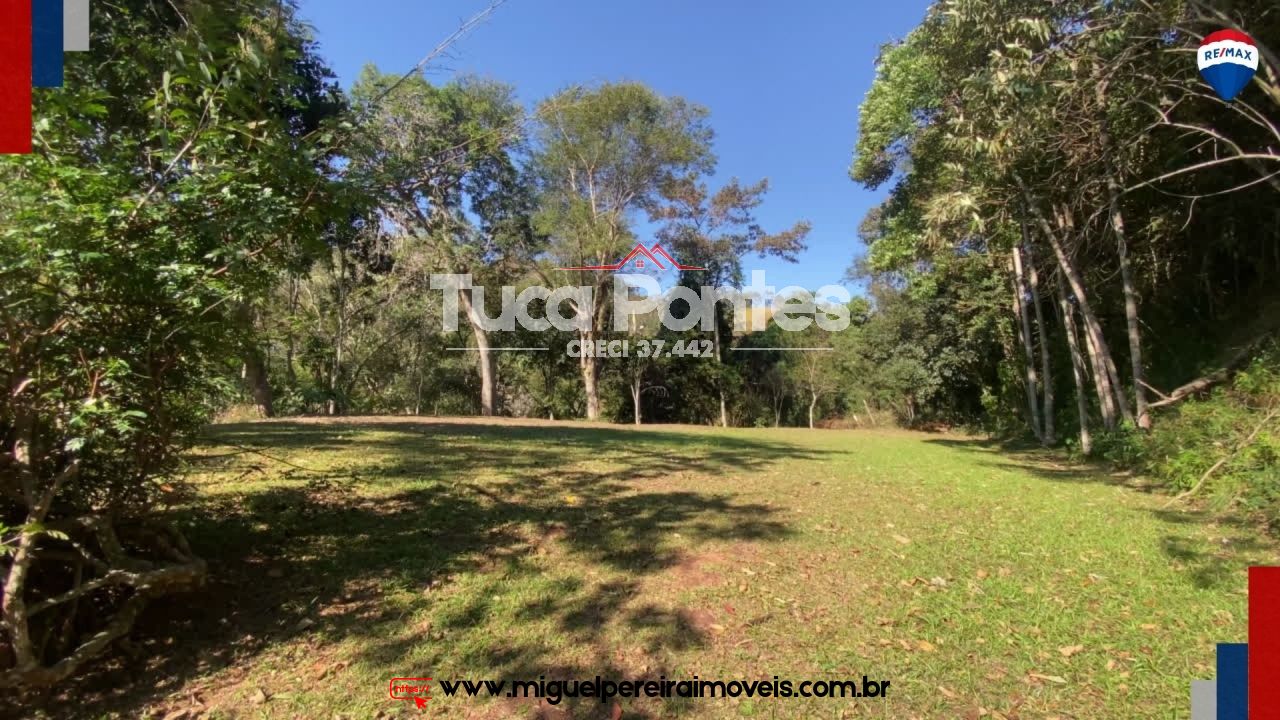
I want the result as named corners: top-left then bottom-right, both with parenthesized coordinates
top-left (64, 0), bottom-right (90, 51)
top-left (1198, 39), bottom-right (1258, 70)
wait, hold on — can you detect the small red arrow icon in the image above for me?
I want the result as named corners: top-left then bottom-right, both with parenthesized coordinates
top-left (413, 696), bottom-right (429, 709)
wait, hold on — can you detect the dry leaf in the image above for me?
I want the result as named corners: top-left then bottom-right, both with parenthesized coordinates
top-left (893, 534), bottom-right (912, 545)
top-left (1029, 672), bottom-right (1067, 684)
top-left (917, 639), bottom-right (937, 652)
top-left (1058, 644), bottom-right (1084, 658)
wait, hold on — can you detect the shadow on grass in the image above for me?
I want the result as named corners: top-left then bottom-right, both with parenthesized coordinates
top-left (19, 419), bottom-right (811, 719)
top-left (922, 435), bottom-right (1273, 592)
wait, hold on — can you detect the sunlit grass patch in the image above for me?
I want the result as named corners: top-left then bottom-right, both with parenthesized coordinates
top-left (36, 417), bottom-right (1276, 719)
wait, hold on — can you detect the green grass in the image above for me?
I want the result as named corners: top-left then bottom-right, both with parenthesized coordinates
top-left (56, 418), bottom-right (1278, 719)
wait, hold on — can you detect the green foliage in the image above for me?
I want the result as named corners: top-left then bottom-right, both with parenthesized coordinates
top-left (849, 0), bottom-right (1280, 456)
top-left (1, 0), bottom-right (343, 684)
top-left (1109, 348), bottom-right (1280, 525)
top-left (532, 82), bottom-right (715, 268)
top-left (2, 0), bottom-right (341, 516)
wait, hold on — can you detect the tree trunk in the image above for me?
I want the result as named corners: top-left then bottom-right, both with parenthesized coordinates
top-left (1108, 178), bottom-right (1149, 430)
top-left (1010, 249), bottom-right (1043, 442)
top-left (1097, 81), bottom-right (1149, 430)
top-left (285, 276), bottom-right (298, 386)
top-left (1056, 272), bottom-right (1093, 455)
top-left (808, 391), bottom-right (817, 429)
top-left (1022, 232), bottom-right (1055, 444)
top-left (234, 302), bottom-right (274, 418)
top-left (713, 318), bottom-right (729, 427)
top-left (243, 345), bottom-right (274, 418)
top-left (457, 287), bottom-right (496, 416)
top-left (328, 248), bottom-right (346, 416)
top-left (581, 340), bottom-right (601, 420)
top-left (1081, 316), bottom-right (1119, 430)
top-left (1019, 183), bottom-right (1129, 429)
top-left (632, 377), bottom-right (642, 425)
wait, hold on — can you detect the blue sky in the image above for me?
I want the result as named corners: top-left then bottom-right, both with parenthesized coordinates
top-left (299, 0), bottom-right (933, 293)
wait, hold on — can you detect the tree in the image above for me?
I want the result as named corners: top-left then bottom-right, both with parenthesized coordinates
top-left (849, 0), bottom-right (1280, 452)
top-left (348, 69), bottom-right (528, 416)
top-left (655, 177), bottom-right (810, 426)
top-left (779, 318), bottom-right (840, 429)
top-left (531, 82), bottom-right (714, 420)
top-left (1, 0), bottom-right (343, 686)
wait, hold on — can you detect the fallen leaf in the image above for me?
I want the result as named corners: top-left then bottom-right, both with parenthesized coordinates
top-left (1058, 645), bottom-right (1084, 658)
top-left (893, 534), bottom-right (912, 545)
top-left (917, 639), bottom-right (937, 652)
top-left (939, 685), bottom-right (958, 699)
top-left (1029, 672), bottom-right (1067, 684)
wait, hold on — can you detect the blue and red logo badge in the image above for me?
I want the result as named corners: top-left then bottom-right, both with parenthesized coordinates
top-left (1198, 29), bottom-right (1258, 102)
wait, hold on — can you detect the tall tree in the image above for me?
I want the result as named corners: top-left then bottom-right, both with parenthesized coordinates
top-left (531, 82), bottom-right (713, 420)
top-left (348, 69), bottom-right (527, 416)
top-left (655, 177), bottom-right (810, 425)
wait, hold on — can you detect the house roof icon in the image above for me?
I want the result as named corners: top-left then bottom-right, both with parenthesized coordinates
top-left (559, 243), bottom-right (706, 272)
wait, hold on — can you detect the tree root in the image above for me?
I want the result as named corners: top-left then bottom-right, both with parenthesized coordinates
top-left (0, 517), bottom-right (207, 689)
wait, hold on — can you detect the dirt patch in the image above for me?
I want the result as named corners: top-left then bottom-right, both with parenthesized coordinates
top-left (655, 543), bottom-right (767, 593)
top-left (669, 552), bottom-right (728, 589)
top-left (679, 607), bottom-right (720, 635)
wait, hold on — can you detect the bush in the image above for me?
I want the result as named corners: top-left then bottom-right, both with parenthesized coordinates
top-left (1102, 346), bottom-right (1280, 526)
top-left (1, 0), bottom-right (341, 687)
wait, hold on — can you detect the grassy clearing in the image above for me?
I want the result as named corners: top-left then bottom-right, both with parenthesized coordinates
top-left (39, 418), bottom-right (1278, 719)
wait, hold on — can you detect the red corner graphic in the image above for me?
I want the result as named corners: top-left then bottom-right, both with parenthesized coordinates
top-left (389, 677), bottom-right (431, 709)
top-left (559, 243), bottom-right (706, 272)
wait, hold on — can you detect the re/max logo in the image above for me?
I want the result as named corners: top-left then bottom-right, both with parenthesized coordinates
top-left (1203, 47), bottom-right (1253, 62)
